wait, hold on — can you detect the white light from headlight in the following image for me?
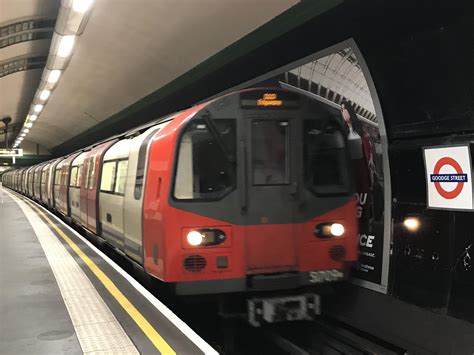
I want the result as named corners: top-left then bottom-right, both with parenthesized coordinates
top-left (330, 223), bottom-right (344, 237)
top-left (187, 231), bottom-right (203, 246)
top-left (403, 217), bottom-right (420, 232)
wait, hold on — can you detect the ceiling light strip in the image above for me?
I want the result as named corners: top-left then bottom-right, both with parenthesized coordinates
top-left (12, 0), bottom-right (95, 148)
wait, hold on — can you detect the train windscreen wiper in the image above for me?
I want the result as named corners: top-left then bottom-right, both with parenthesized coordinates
top-left (201, 111), bottom-right (236, 165)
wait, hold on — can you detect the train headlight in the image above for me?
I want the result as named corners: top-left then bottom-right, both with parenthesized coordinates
top-left (314, 222), bottom-right (345, 238)
top-left (185, 229), bottom-right (227, 247)
top-left (330, 223), bottom-right (345, 237)
top-left (187, 231), bottom-right (204, 246)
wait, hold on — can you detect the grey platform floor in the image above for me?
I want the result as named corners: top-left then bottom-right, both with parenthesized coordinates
top-left (0, 192), bottom-right (81, 354)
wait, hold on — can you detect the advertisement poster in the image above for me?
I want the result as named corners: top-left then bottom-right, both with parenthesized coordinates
top-left (277, 46), bottom-right (386, 286)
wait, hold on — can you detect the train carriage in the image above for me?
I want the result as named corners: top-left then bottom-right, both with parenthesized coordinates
top-left (2, 88), bottom-right (359, 309)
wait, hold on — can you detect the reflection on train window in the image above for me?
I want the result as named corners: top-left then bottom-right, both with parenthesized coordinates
top-left (78, 165), bottom-right (83, 187)
top-left (115, 160), bottom-right (128, 195)
top-left (252, 120), bottom-right (289, 185)
top-left (304, 120), bottom-right (350, 194)
top-left (54, 168), bottom-right (61, 185)
top-left (41, 171), bottom-right (47, 186)
top-left (100, 161), bottom-right (116, 192)
top-left (69, 166), bottom-right (79, 187)
top-left (174, 119), bottom-right (235, 200)
top-left (88, 157), bottom-right (96, 190)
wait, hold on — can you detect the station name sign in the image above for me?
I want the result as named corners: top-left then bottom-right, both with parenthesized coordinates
top-left (0, 148), bottom-right (23, 157)
top-left (423, 145), bottom-right (473, 210)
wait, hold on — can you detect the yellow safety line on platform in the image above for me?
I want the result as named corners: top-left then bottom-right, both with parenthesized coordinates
top-left (23, 198), bottom-right (176, 355)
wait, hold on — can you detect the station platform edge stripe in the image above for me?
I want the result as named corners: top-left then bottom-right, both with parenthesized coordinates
top-left (17, 195), bottom-right (177, 355)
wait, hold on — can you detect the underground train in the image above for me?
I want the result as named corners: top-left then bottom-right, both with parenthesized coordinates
top-left (3, 88), bottom-right (358, 302)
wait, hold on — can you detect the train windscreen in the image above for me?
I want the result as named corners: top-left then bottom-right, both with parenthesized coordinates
top-left (174, 119), bottom-right (236, 200)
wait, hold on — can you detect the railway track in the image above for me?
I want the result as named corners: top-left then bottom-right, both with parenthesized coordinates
top-left (262, 318), bottom-right (407, 355)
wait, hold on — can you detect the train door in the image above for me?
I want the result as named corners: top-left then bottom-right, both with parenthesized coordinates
top-left (243, 117), bottom-right (299, 274)
top-left (71, 153), bottom-right (86, 223)
top-left (83, 141), bottom-right (116, 234)
top-left (80, 153), bottom-right (93, 229)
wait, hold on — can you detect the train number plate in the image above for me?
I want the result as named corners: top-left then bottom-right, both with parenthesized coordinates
top-left (308, 269), bottom-right (344, 284)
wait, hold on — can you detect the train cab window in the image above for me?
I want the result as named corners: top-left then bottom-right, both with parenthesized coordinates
top-left (114, 160), bottom-right (128, 195)
top-left (100, 161), bottom-right (116, 193)
top-left (252, 120), bottom-right (289, 185)
top-left (174, 119), bottom-right (236, 200)
top-left (69, 166), bottom-right (79, 187)
top-left (303, 120), bottom-right (350, 194)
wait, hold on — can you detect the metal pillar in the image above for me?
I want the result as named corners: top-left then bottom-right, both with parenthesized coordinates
top-left (1, 117), bottom-right (12, 149)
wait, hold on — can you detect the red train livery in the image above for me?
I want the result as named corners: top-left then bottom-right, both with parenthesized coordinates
top-left (3, 88), bottom-right (358, 299)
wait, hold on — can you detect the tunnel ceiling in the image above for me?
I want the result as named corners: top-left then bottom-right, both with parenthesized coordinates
top-left (6, 0), bottom-right (299, 150)
top-left (0, 0), bottom-right (59, 146)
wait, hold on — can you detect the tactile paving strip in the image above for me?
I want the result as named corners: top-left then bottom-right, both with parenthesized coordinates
top-left (12, 195), bottom-right (139, 355)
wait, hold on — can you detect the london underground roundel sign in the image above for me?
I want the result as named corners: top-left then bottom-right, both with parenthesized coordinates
top-left (424, 145), bottom-right (473, 210)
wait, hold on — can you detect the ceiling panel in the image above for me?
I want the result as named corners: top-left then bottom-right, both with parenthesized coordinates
top-left (0, 0), bottom-right (59, 146)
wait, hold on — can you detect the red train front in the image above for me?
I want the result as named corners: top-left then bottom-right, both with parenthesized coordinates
top-left (142, 88), bottom-right (358, 295)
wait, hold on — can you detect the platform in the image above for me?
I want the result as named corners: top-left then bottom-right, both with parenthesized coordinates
top-left (0, 189), bottom-right (217, 355)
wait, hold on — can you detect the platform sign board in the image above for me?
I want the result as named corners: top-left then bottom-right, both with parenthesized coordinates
top-left (0, 148), bottom-right (23, 157)
top-left (423, 145), bottom-right (473, 210)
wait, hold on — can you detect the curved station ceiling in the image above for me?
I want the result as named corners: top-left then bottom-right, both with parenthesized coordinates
top-left (0, 0), bottom-right (299, 152)
top-left (0, 0), bottom-right (59, 147)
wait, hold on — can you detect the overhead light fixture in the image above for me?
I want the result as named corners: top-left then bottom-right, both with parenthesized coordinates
top-left (29, 114), bottom-right (38, 121)
top-left (23, 128), bottom-right (30, 133)
top-left (47, 70), bottom-right (61, 83)
top-left (20, 133), bottom-right (26, 137)
top-left (34, 104), bottom-right (43, 113)
top-left (39, 90), bottom-right (51, 101)
top-left (57, 35), bottom-right (75, 57)
top-left (25, 122), bottom-right (33, 128)
top-left (72, 0), bottom-right (94, 13)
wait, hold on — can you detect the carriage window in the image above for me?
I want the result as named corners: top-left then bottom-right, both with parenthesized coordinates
top-left (174, 119), bottom-right (235, 200)
top-left (69, 167), bottom-right (78, 187)
top-left (303, 120), bottom-right (350, 194)
top-left (88, 157), bottom-right (96, 190)
top-left (54, 168), bottom-right (61, 185)
top-left (41, 171), bottom-right (47, 185)
top-left (100, 161), bottom-right (116, 192)
top-left (114, 160), bottom-right (128, 195)
top-left (252, 120), bottom-right (289, 185)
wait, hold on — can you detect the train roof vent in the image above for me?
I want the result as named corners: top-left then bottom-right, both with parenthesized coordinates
top-left (183, 255), bottom-right (207, 272)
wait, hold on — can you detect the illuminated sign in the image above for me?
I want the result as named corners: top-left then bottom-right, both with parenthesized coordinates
top-left (424, 145), bottom-right (472, 210)
top-left (0, 148), bottom-right (23, 157)
top-left (240, 90), bottom-right (300, 109)
top-left (257, 93), bottom-right (283, 106)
